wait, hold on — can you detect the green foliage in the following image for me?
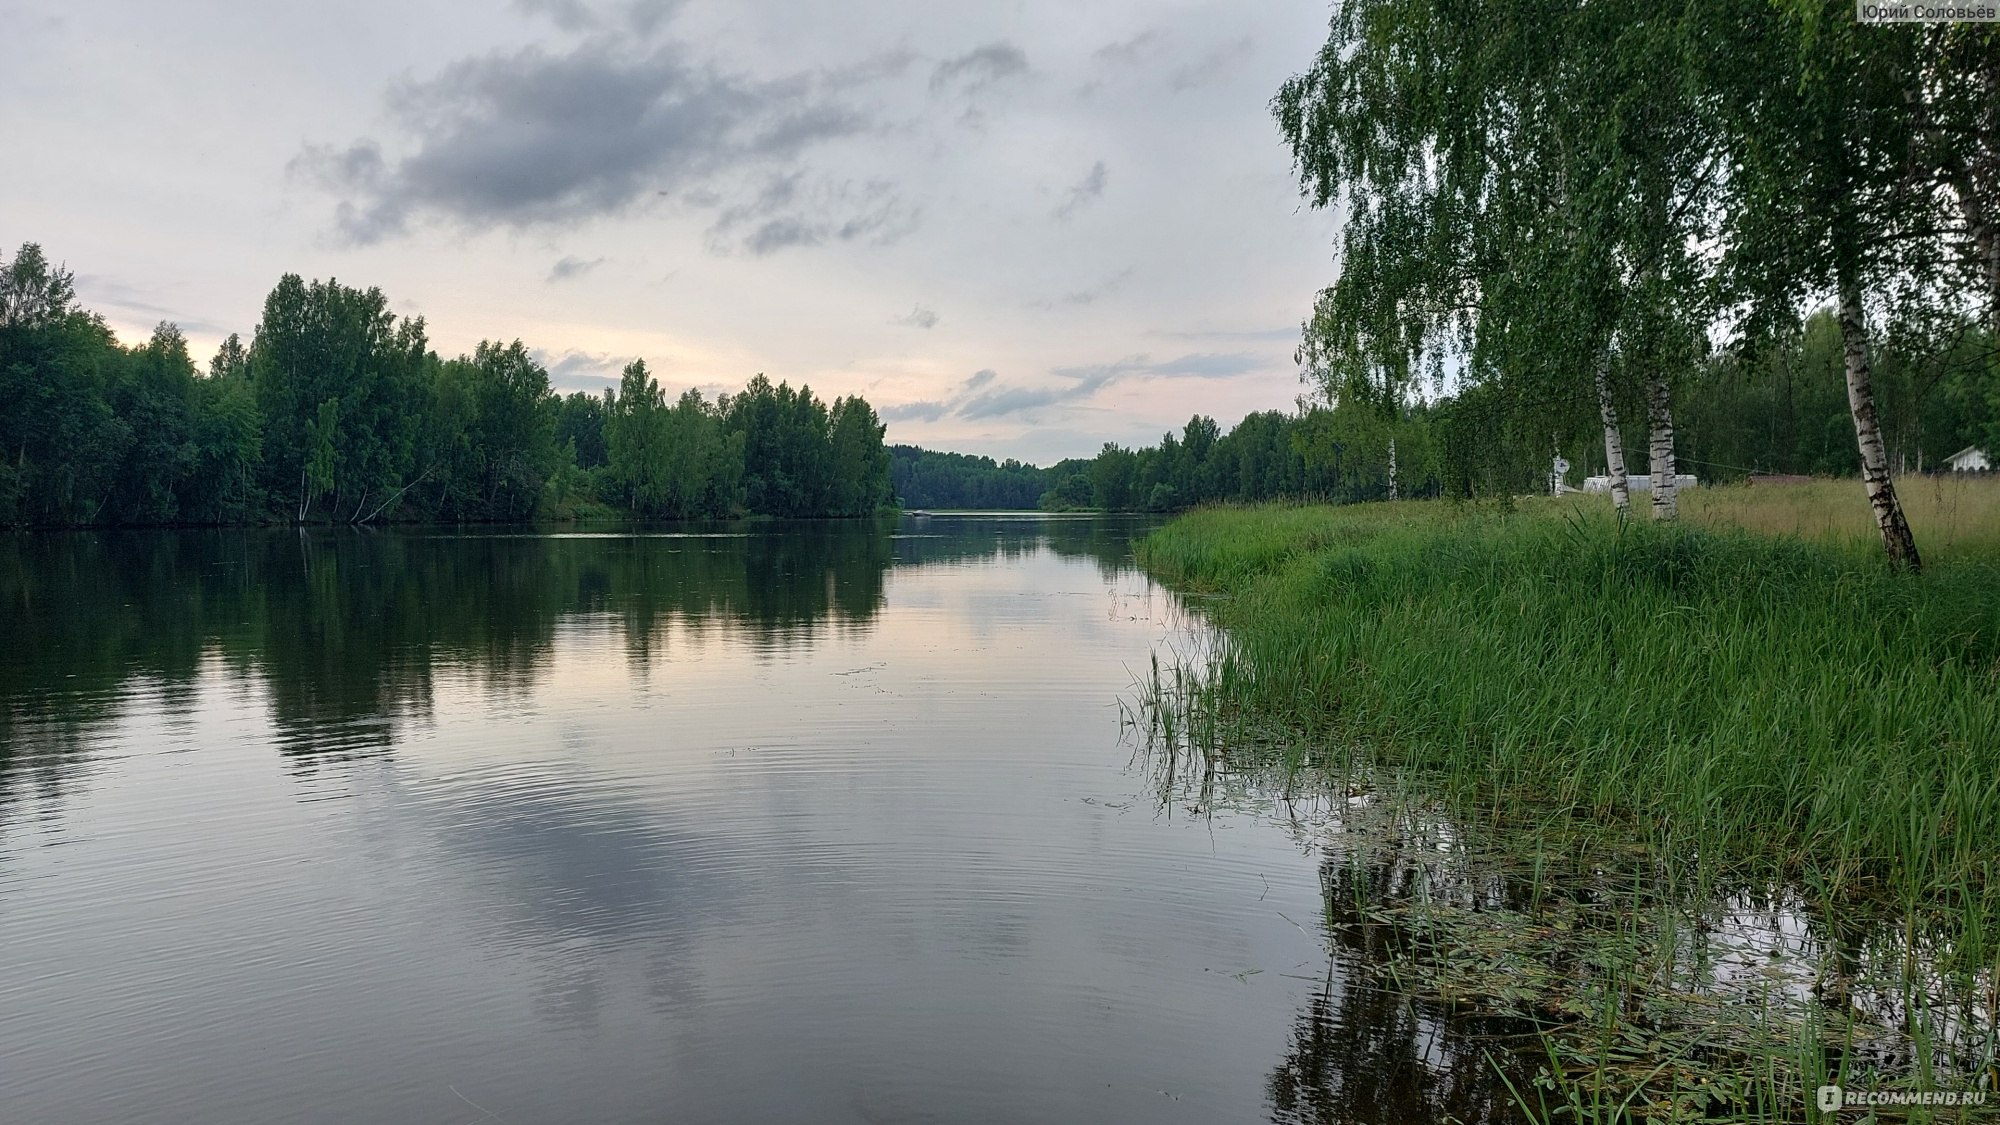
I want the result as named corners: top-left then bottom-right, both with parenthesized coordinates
top-left (0, 242), bottom-right (896, 526)
top-left (250, 273), bottom-right (430, 522)
top-left (1037, 467), bottom-right (1093, 511)
top-left (555, 391), bottom-right (609, 470)
top-left (826, 395), bottom-right (890, 517)
top-left (889, 445), bottom-right (1049, 509)
top-left (0, 244), bottom-right (128, 525)
top-left (606, 361), bottom-right (744, 519)
top-left (1682, 311), bottom-right (1998, 480)
top-left (1064, 403), bottom-right (1448, 512)
top-left (426, 341), bottom-right (559, 521)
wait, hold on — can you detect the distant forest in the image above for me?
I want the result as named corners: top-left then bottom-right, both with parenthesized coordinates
top-left (4, 240), bottom-right (1991, 527)
top-left (0, 242), bottom-right (893, 527)
top-left (904, 305), bottom-right (1995, 513)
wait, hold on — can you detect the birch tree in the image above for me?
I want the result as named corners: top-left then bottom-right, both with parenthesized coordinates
top-left (1275, 0), bottom-right (1720, 520)
top-left (1704, 5), bottom-right (1948, 570)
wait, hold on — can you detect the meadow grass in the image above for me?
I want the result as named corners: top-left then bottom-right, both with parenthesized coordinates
top-left (1681, 475), bottom-right (2000, 559)
top-left (1139, 484), bottom-right (2000, 911)
top-left (1136, 480), bottom-right (2000, 1119)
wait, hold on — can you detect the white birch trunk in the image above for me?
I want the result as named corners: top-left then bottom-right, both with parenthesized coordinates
top-left (1953, 52), bottom-right (2000, 334)
top-left (1837, 283), bottom-right (1922, 571)
top-left (1644, 370), bottom-right (1677, 522)
top-left (1594, 358), bottom-right (1630, 514)
top-left (1387, 437), bottom-right (1398, 502)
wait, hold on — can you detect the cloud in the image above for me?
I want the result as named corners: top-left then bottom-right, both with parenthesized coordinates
top-left (295, 40), bottom-right (877, 242)
top-left (1092, 30), bottom-right (1166, 66)
top-left (1149, 325), bottom-right (1302, 342)
top-left (1034, 266), bottom-right (1134, 309)
top-left (879, 400), bottom-right (948, 423)
top-left (702, 172), bottom-right (921, 256)
top-left (533, 347), bottom-right (632, 391)
top-left (512, 0), bottom-right (684, 36)
top-left (936, 354), bottom-right (1269, 422)
top-left (929, 43), bottom-right (1028, 95)
top-left (1168, 38), bottom-right (1254, 92)
top-left (958, 381), bottom-right (1103, 421)
top-left (72, 275), bottom-right (226, 336)
top-left (1041, 353), bottom-right (1266, 388)
top-left (894, 305), bottom-right (940, 329)
top-left (547, 255), bottom-right (605, 282)
top-left (961, 369), bottom-right (996, 391)
top-left (1052, 161), bottom-right (1107, 221)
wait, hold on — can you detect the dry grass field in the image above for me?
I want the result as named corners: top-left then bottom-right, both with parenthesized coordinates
top-left (1678, 473), bottom-right (2000, 560)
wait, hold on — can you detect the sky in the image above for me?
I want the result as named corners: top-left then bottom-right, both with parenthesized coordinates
top-left (0, 0), bottom-right (1343, 465)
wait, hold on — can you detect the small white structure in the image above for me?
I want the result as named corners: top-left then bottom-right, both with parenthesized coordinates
top-left (1582, 473), bottom-right (1698, 494)
top-left (1945, 446), bottom-right (1991, 472)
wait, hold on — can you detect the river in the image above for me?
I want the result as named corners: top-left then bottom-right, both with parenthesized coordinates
top-left (0, 515), bottom-right (1519, 1124)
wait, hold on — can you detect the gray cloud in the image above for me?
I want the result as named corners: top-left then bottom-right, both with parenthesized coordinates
top-left (547, 255), bottom-right (606, 282)
top-left (929, 43), bottom-right (1028, 95)
top-left (1093, 29), bottom-right (1166, 66)
top-left (821, 48), bottom-right (922, 87)
top-left (72, 275), bottom-right (226, 336)
top-left (958, 381), bottom-right (1102, 421)
top-left (703, 172), bottom-right (921, 256)
top-left (513, 0), bottom-right (684, 35)
top-left (1053, 161), bottom-right (1107, 221)
top-left (879, 400), bottom-right (948, 423)
top-left (942, 353), bottom-right (1266, 422)
top-left (296, 40), bottom-right (876, 242)
top-left (533, 347), bottom-right (631, 391)
top-left (1168, 37), bottom-right (1254, 92)
top-left (513, 0), bottom-right (600, 32)
top-left (962, 369), bottom-right (997, 391)
top-left (894, 305), bottom-right (940, 329)
top-left (1044, 354), bottom-right (1266, 388)
top-left (1035, 266), bottom-right (1134, 309)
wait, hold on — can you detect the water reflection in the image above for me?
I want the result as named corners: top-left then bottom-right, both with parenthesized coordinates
top-left (0, 522), bottom-right (921, 790)
top-left (0, 518), bottom-right (1146, 783)
top-left (1136, 710), bottom-right (2000, 1124)
top-left (13, 514), bottom-right (1345, 1125)
top-left (1267, 958), bottom-right (1526, 1125)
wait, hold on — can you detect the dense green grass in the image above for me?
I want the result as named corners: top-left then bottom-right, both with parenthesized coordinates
top-left (1138, 498), bottom-right (2000, 934)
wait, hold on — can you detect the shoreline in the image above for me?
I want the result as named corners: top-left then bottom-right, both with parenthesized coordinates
top-left (1131, 488), bottom-right (2000, 1120)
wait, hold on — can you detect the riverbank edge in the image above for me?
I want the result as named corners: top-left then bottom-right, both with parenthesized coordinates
top-left (1131, 499), bottom-right (2000, 1120)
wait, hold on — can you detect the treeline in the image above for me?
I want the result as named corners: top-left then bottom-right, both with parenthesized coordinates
top-left (1036, 307), bottom-right (1997, 510)
top-left (1682, 310), bottom-right (1995, 481)
top-left (1040, 405), bottom-right (1439, 512)
top-left (1274, 2), bottom-right (1999, 568)
top-left (0, 243), bottom-right (892, 528)
top-left (888, 445), bottom-right (1050, 510)
top-left (895, 407), bottom-right (1431, 514)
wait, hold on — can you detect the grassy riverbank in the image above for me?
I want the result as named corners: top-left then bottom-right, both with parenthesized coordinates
top-left (1135, 478), bottom-right (2000, 1119)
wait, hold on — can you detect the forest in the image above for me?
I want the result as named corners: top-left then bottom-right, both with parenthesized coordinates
top-left (0, 244), bottom-right (893, 527)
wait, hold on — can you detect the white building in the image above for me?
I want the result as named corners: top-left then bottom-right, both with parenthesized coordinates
top-left (1945, 445), bottom-right (1991, 472)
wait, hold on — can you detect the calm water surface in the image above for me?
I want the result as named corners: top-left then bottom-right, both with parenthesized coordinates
top-left (0, 516), bottom-right (1513, 1124)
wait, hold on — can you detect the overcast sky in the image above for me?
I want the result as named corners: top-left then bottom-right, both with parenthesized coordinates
top-left (1, 0), bottom-right (1341, 464)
